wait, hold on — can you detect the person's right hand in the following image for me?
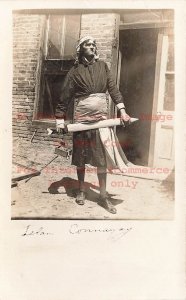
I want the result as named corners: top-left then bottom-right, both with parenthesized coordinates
top-left (56, 119), bottom-right (67, 134)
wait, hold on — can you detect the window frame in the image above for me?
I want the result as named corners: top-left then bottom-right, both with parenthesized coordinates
top-left (32, 13), bottom-right (81, 126)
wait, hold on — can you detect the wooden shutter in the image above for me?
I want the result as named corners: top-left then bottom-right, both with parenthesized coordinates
top-left (45, 14), bottom-right (81, 60)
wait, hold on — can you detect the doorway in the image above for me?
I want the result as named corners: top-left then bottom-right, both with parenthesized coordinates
top-left (117, 28), bottom-right (159, 166)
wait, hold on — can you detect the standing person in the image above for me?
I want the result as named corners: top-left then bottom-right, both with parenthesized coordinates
top-left (55, 36), bottom-right (131, 214)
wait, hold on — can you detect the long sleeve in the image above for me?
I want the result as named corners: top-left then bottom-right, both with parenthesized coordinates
top-left (105, 63), bottom-right (125, 108)
top-left (55, 69), bottom-right (75, 119)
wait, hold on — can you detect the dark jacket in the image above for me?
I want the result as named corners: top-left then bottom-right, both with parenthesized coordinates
top-left (55, 60), bottom-right (125, 119)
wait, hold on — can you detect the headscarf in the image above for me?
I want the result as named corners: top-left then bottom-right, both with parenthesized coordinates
top-left (75, 35), bottom-right (99, 65)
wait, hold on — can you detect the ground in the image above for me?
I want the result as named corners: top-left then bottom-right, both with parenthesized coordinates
top-left (11, 139), bottom-right (174, 220)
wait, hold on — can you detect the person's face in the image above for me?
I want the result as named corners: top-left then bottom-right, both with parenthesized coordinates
top-left (82, 39), bottom-right (96, 58)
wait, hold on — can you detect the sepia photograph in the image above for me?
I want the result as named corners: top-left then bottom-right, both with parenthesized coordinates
top-left (1, 1), bottom-right (186, 300)
top-left (11, 8), bottom-right (175, 220)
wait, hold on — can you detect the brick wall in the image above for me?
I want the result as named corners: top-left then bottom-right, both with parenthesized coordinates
top-left (13, 14), bottom-right (44, 141)
top-left (12, 13), bottom-right (118, 146)
top-left (81, 13), bottom-right (118, 68)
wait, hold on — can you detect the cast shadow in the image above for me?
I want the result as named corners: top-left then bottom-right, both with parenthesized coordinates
top-left (47, 176), bottom-right (123, 206)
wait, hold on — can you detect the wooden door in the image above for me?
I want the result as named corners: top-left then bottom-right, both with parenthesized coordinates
top-left (149, 34), bottom-right (174, 169)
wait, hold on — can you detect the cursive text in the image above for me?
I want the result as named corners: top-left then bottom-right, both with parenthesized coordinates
top-left (69, 224), bottom-right (133, 241)
top-left (22, 225), bottom-right (53, 237)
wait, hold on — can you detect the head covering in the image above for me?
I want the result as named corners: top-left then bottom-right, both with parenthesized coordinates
top-left (76, 35), bottom-right (96, 52)
top-left (75, 35), bottom-right (99, 65)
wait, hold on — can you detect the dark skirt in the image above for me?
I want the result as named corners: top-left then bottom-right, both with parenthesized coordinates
top-left (72, 129), bottom-right (107, 167)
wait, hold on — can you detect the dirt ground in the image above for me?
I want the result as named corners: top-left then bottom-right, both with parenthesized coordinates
top-left (11, 139), bottom-right (174, 220)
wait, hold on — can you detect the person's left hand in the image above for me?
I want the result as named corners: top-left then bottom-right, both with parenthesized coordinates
top-left (120, 110), bottom-right (131, 126)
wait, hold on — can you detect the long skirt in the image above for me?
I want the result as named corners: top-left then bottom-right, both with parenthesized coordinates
top-left (72, 129), bottom-right (107, 167)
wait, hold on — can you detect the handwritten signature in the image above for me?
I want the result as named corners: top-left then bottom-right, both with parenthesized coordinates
top-left (21, 224), bottom-right (133, 241)
top-left (69, 224), bottom-right (133, 241)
